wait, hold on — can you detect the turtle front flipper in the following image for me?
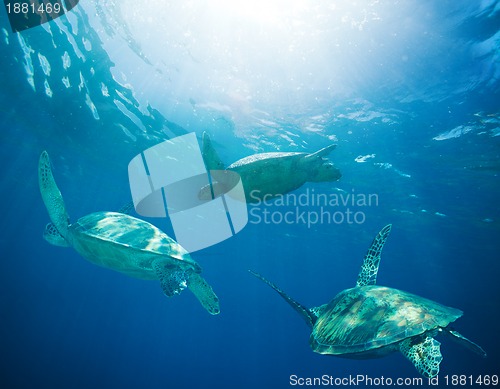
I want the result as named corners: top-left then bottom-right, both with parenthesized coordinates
top-left (38, 151), bottom-right (70, 239)
top-left (399, 337), bottom-right (443, 378)
top-left (201, 132), bottom-right (225, 170)
top-left (356, 224), bottom-right (392, 287)
top-left (303, 144), bottom-right (337, 161)
top-left (152, 260), bottom-right (188, 296)
top-left (187, 273), bottom-right (220, 315)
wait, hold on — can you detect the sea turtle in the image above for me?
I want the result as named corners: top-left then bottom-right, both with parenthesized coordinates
top-left (201, 132), bottom-right (341, 203)
top-left (250, 225), bottom-right (486, 377)
top-left (38, 151), bottom-right (219, 315)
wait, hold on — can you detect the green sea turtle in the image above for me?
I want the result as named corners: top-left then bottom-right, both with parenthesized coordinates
top-left (201, 132), bottom-right (341, 203)
top-left (250, 225), bottom-right (486, 377)
top-left (38, 151), bottom-right (219, 315)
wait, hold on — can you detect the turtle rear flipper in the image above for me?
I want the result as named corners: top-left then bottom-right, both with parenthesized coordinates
top-left (43, 223), bottom-right (69, 247)
top-left (249, 270), bottom-right (317, 328)
top-left (152, 260), bottom-right (188, 296)
top-left (38, 151), bottom-right (70, 238)
top-left (443, 328), bottom-right (487, 357)
top-left (399, 337), bottom-right (443, 378)
top-left (187, 273), bottom-right (220, 315)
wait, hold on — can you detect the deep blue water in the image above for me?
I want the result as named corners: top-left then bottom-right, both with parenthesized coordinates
top-left (1, 1), bottom-right (499, 388)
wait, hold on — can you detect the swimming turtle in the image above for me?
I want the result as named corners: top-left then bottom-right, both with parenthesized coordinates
top-left (250, 225), bottom-right (486, 377)
top-left (38, 151), bottom-right (219, 315)
top-left (201, 132), bottom-right (341, 203)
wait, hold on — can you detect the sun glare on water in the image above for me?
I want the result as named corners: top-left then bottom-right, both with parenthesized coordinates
top-left (207, 0), bottom-right (310, 26)
top-left (115, 0), bottom-right (422, 125)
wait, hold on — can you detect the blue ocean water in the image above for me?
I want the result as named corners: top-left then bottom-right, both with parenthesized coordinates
top-left (1, 1), bottom-right (499, 388)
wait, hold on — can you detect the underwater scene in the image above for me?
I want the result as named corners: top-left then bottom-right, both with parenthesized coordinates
top-left (1, 1), bottom-right (499, 388)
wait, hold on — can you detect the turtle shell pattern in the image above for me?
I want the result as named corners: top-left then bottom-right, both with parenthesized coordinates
top-left (70, 211), bottom-right (200, 279)
top-left (227, 152), bottom-right (308, 199)
top-left (311, 285), bottom-right (463, 356)
top-left (227, 152), bottom-right (306, 170)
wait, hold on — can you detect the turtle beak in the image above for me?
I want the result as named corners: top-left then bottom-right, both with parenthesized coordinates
top-left (324, 162), bottom-right (342, 181)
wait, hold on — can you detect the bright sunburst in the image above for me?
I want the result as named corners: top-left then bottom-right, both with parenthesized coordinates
top-left (115, 0), bottom-right (419, 129)
top-left (207, 0), bottom-right (309, 26)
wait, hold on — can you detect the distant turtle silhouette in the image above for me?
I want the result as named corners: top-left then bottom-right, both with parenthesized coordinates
top-left (201, 132), bottom-right (341, 202)
top-left (39, 151), bottom-right (219, 314)
top-left (250, 225), bottom-right (486, 377)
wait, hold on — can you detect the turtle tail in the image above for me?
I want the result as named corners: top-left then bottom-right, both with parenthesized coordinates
top-left (249, 270), bottom-right (316, 328)
top-left (39, 151), bottom-right (70, 239)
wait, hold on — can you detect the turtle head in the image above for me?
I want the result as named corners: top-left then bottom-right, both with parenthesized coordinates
top-left (302, 144), bottom-right (341, 182)
top-left (309, 161), bottom-right (342, 182)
